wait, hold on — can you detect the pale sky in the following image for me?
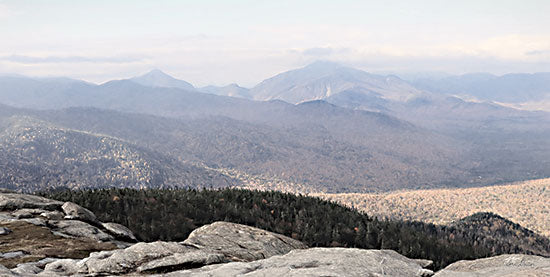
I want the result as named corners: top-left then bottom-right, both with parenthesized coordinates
top-left (0, 0), bottom-right (549, 86)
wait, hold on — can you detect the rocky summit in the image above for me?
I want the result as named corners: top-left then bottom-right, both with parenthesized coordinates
top-left (1, 191), bottom-right (549, 276)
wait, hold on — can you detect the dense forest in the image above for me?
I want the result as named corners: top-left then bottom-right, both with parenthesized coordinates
top-left (42, 188), bottom-right (550, 270)
top-left (317, 178), bottom-right (550, 237)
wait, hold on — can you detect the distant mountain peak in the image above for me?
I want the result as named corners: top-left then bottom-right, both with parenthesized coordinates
top-left (251, 61), bottom-right (423, 103)
top-left (130, 69), bottom-right (195, 90)
top-left (198, 83), bottom-right (251, 98)
top-left (143, 68), bottom-right (170, 77)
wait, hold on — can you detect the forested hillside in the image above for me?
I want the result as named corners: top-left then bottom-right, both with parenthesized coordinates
top-left (42, 188), bottom-right (550, 270)
top-left (0, 115), bottom-right (238, 192)
top-left (0, 104), bottom-right (475, 193)
top-left (316, 178), bottom-right (550, 237)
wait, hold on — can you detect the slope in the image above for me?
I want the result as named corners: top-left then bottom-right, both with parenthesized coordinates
top-left (314, 178), bottom-right (550, 237)
top-left (0, 115), bottom-right (239, 192)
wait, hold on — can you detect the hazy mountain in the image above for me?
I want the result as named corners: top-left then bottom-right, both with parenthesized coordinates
top-left (0, 75), bottom-right (94, 109)
top-left (412, 72), bottom-right (550, 103)
top-left (129, 69), bottom-right (195, 90)
top-left (0, 103), bottom-right (478, 193)
top-left (0, 113), bottom-right (239, 192)
top-left (2, 66), bottom-right (550, 193)
top-left (250, 61), bottom-right (425, 104)
top-left (199, 83), bottom-right (251, 98)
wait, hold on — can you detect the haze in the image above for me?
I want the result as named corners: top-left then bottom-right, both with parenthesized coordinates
top-left (0, 0), bottom-right (549, 86)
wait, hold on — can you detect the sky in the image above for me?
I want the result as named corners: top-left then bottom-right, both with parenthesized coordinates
top-left (0, 0), bottom-right (549, 86)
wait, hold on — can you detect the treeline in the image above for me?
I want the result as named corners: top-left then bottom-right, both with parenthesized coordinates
top-left (42, 188), bottom-right (550, 270)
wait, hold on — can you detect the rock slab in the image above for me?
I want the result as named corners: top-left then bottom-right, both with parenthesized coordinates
top-left (0, 193), bottom-right (62, 211)
top-left (159, 248), bottom-right (434, 277)
top-left (61, 202), bottom-right (98, 223)
top-left (183, 221), bottom-right (307, 262)
top-left (434, 254), bottom-right (550, 277)
top-left (101, 222), bottom-right (137, 242)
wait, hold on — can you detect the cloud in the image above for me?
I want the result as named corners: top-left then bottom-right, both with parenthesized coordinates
top-left (0, 54), bottom-right (145, 64)
top-left (525, 50), bottom-right (550, 56)
top-left (302, 47), bottom-right (335, 56)
top-left (0, 3), bottom-right (18, 19)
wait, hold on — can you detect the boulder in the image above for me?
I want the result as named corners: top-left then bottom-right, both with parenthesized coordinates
top-left (415, 258), bottom-right (434, 268)
top-left (42, 258), bottom-right (87, 276)
top-left (0, 212), bottom-right (15, 222)
top-left (11, 263), bottom-right (43, 275)
top-left (158, 248), bottom-right (434, 277)
top-left (1, 250), bottom-right (28, 259)
top-left (0, 264), bottom-right (16, 276)
top-left (20, 217), bottom-right (47, 227)
top-left (137, 251), bottom-right (227, 273)
top-left (183, 221), bottom-right (307, 262)
top-left (434, 254), bottom-right (550, 276)
top-left (39, 210), bottom-right (65, 220)
top-left (12, 208), bottom-right (48, 219)
top-left (15, 257), bottom-right (59, 270)
top-left (48, 220), bottom-right (113, 242)
top-left (61, 202), bottom-right (98, 224)
top-left (101, 222), bottom-right (137, 242)
top-left (0, 226), bottom-right (11, 235)
top-left (84, 241), bottom-right (195, 275)
top-left (0, 193), bottom-right (63, 211)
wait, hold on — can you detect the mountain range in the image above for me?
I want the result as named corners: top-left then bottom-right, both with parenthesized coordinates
top-left (1, 62), bottom-right (550, 193)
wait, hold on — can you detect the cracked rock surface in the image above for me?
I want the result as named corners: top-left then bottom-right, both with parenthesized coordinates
top-left (434, 254), bottom-right (550, 277)
top-left (183, 221), bottom-right (307, 262)
top-left (157, 248), bottom-right (435, 277)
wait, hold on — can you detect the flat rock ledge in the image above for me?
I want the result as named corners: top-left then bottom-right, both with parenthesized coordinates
top-left (159, 248), bottom-right (435, 277)
top-left (434, 254), bottom-right (550, 277)
top-left (0, 193), bottom-right (63, 211)
top-left (36, 221), bottom-right (309, 276)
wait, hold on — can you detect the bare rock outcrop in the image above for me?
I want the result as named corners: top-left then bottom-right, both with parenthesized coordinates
top-left (434, 254), bottom-right (550, 276)
top-left (0, 191), bottom-right (135, 272)
top-left (101, 222), bottom-right (137, 242)
top-left (183, 221), bottom-right (307, 262)
top-left (44, 222), bottom-right (307, 275)
top-left (0, 193), bottom-right (63, 211)
top-left (158, 248), bottom-right (434, 277)
top-left (47, 220), bottom-right (114, 242)
top-left (61, 202), bottom-right (98, 224)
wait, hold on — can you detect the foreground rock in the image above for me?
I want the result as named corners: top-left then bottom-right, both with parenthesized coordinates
top-left (47, 220), bottom-right (114, 242)
top-left (61, 202), bottom-right (98, 224)
top-left (159, 248), bottom-right (434, 277)
top-left (40, 222), bottom-right (307, 275)
top-left (0, 193), bottom-right (63, 211)
top-left (101, 222), bottom-right (137, 242)
top-left (434, 254), bottom-right (550, 276)
top-left (0, 221), bottom-right (117, 269)
top-left (0, 192), bottom-right (136, 270)
top-left (183, 221), bottom-right (307, 262)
